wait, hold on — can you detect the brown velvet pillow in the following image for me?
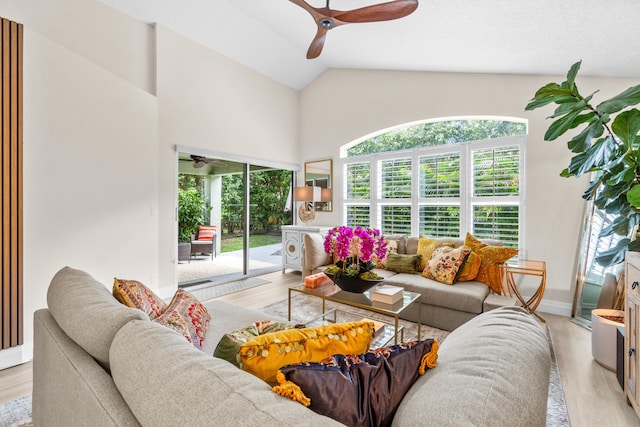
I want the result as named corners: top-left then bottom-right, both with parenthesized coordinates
top-left (273, 339), bottom-right (439, 427)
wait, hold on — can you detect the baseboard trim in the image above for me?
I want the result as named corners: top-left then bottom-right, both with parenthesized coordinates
top-left (536, 299), bottom-right (572, 317)
top-left (0, 341), bottom-right (33, 370)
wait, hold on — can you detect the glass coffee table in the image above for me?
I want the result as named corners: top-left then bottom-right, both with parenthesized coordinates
top-left (288, 283), bottom-right (422, 346)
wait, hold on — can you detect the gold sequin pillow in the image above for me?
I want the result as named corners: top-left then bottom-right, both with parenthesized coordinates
top-left (239, 321), bottom-right (375, 386)
top-left (464, 233), bottom-right (518, 294)
top-left (423, 246), bottom-right (471, 285)
top-left (113, 278), bottom-right (168, 320)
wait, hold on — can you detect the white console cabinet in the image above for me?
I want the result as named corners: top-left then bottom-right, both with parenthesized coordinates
top-left (282, 225), bottom-right (331, 272)
top-left (626, 251), bottom-right (640, 420)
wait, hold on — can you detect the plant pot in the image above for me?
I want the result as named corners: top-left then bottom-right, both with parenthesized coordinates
top-left (591, 308), bottom-right (625, 371)
top-left (324, 272), bottom-right (383, 293)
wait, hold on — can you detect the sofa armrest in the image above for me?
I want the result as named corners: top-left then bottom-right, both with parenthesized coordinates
top-left (33, 309), bottom-right (141, 427)
top-left (393, 306), bottom-right (550, 426)
top-left (302, 233), bottom-right (333, 277)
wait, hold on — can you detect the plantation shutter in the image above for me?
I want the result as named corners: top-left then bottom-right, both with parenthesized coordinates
top-left (378, 157), bottom-right (411, 234)
top-left (471, 145), bottom-right (520, 247)
top-left (419, 152), bottom-right (461, 237)
top-left (344, 162), bottom-right (371, 227)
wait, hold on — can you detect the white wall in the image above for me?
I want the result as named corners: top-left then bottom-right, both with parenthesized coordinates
top-left (299, 68), bottom-right (638, 315)
top-left (0, 0), bottom-right (156, 95)
top-left (12, 27), bottom-right (158, 358)
top-left (154, 25), bottom-right (300, 292)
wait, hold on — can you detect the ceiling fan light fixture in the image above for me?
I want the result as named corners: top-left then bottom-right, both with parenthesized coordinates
top-left (290, 0), bottom-right (419, 59)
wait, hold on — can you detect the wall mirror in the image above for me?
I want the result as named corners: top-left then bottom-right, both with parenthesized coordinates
top-left (572, 199), bottom-right (626, 328)
top-left (305, 159), bottom-right (332, 212)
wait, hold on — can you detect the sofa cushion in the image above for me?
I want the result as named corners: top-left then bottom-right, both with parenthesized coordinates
top-left (152, 288), bottom-right (210, 350)
top-left (386, 273), bottom-right (489, 314)
top-left (464, 233), bottom-right (518, 294)
top-left (112, 278), bottom-right (167, 320)
top-left (110, 320), bottom-right (343, 427)
top-left (303, 233), bottom-right (333, 271)
top-left (47, 267), bottom-right (149, 371)
top-left (238, 321), bottom-right (375, 385)
top-left (273, 340), bottom-right (439, 426)
top-left (392, 306), bottom-right (550, 427)
top-left (423, 246), bottom-right (471, 285)
top-left (386, 252), bottom-right (421, 274)
top-left (214, 320), bottom-right (301, 367)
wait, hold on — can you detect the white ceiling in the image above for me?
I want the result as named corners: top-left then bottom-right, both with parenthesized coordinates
top-left (97, 0), bottom-right (640, 90)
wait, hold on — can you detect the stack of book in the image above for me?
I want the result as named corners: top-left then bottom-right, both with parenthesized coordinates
top-left (370, 285), bottom-right (404, 304)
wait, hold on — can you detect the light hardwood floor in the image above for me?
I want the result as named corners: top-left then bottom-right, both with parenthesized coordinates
top-left (1, 270), bottom-right (639, 426)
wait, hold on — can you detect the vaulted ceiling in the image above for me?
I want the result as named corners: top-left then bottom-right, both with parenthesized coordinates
top-left (98, 0), bottom-right (640, 90)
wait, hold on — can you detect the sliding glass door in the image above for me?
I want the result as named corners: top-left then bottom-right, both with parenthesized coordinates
top-left (177, 152), bottom-right (293, 286)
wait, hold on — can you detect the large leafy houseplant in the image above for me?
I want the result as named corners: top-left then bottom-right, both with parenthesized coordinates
top-left (526, 61), bottom-right (640, 266)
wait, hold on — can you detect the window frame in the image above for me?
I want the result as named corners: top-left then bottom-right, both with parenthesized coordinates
top-left (341, 135), bottom-right (526, 249)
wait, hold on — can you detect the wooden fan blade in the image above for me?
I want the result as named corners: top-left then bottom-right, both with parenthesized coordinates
top-left (335, 0), bottom-right (418, 23)
top-left (307, 26), bottom-right (329, 59)
top-left (289, 0), bottom-right (325, 22)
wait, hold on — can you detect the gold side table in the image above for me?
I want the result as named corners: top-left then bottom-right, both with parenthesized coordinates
top-left (499, 260), bottom-right (546, 322)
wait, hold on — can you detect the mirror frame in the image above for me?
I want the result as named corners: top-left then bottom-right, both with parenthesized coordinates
top-left (304, 159), bottom-right (332, 212)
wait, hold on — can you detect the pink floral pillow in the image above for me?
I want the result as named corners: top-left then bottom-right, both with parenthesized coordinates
top-left (423, 246), bottom-right (471, 285)
top-left (113, 278), bottom-right (168, 320)
top-left (152, 289), bottom-right (210, 350)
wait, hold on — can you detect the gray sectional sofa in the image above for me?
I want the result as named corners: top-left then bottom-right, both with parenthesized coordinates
top-left (33, 266), bottom-right (550, 426)
top-left (303, 233), bottom-right (518, 331)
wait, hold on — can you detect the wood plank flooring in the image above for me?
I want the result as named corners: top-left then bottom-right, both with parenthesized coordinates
top-left (1, 270), bottom-right (639, 426)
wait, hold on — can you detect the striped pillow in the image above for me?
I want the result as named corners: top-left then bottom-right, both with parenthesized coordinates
top-left (197, 226), bottom-right (216, 241)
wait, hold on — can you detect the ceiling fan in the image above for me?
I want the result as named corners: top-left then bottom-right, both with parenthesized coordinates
top-left (289, 0), bottom-right (419, 59)
top-left (180, 155), bottom-right (226, 169)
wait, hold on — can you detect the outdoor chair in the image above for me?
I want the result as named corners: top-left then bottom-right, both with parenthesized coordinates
top-left (190, 225), bottom-right (217, 260)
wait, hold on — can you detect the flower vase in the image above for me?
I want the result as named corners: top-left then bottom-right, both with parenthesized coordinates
top-left (324, 272), bottom-right (383, 293)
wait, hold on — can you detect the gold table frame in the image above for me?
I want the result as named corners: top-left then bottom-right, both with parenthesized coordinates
top-left (499, 259), bottom-right (547, 322)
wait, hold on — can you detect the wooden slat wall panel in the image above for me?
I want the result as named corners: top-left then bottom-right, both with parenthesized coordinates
top-left (1, 17), bottom-right (23, 350)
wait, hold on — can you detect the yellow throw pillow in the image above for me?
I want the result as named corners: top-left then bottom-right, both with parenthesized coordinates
top-left (239, 321), bottom-right (374, 386)
top-left (456, 246), bottom-right (482, 282)
top-left (416, 238), bottom-right (438, 272)
top-left (423, 246), bottom-right (471, 285)
top-left (415, 238), bottom-right (455, 272)
top-left (464, 233), bottom-right (518, 294)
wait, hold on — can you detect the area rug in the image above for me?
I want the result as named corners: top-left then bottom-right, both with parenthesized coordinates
top-left (261, 294), bottom-right (570, 427)
top-left (0, 394), bottom-right (31, 427)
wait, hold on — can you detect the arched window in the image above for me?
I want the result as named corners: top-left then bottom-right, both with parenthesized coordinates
top-left (341, 117), bottom-right (526, 248)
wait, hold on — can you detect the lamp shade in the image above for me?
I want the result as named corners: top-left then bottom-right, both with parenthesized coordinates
top-left (321, 188), bottom-right (332, 202)
top-left (293, 186), bottom-right (322, 202)
top-left (293, 186), bottom-right (313, 202)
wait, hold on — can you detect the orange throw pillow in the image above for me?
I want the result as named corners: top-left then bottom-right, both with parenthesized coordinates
top-left (456, 247), bottom-right (482, 282)
top-left (464, 233), bottom-right (518, 294)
